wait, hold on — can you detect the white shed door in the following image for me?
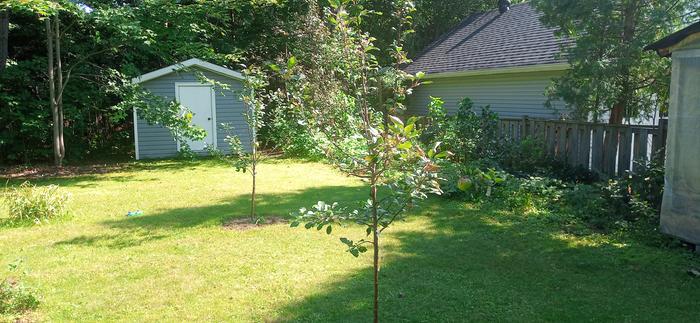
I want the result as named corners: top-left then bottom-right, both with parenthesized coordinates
top-left (176, 84), bottom-right (215, 151)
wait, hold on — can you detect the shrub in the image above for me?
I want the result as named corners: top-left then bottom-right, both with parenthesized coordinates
top-left (421, 97), bottom-right (502, 163)
top-left (446, 162), bottom-right (509, 201)
top-left (1, 261), bottom-right (40, 317)
top-left (453, 98), bottom-right (502, 162)
top-left (501, 176), bottom-right (567, 213)
top-left (262, 102), bottom-right (324, 158)
top-left (498, 137), bottom-right (599, 183)
top-left (3, 182), bottom-right (70, 225)
top-left (0, 278), bottom-right (40, 316)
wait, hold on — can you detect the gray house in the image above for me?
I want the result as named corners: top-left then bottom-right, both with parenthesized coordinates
top-left (404, 2), bottom-right (571, 118)
top-left (131, 58), bottom-right (249, 160)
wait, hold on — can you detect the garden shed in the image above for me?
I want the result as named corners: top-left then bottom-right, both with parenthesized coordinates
top-left (131, 58), bottom-right (248, 160)
top-left (646, 21), bottom-right (700, 246)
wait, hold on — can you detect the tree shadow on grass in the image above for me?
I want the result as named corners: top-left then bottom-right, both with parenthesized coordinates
top-left (273, 200), bottom-right (700, 322)
top-left (52, 184), bottom-right (368, 249)
top-left (0, 159), bottom-right (222, 188)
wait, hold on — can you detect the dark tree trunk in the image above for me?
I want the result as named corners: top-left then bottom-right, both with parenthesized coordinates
top-left (46, 17), bottom-right (61, 167)
top-left (0, 10), bottom-right (8, 72)
top-left (610, 0), bottom-right (639, 124)
top-left (55, 15), bottom-right (65, 163)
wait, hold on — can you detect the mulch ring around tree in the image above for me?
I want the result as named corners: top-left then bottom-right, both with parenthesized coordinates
top-left (223, 216), bottom-right (288, 231)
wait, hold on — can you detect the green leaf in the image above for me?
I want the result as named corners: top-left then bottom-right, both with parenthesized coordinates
top-left (388, 115), bottom-right (403, 126)
top-left (349, 249), bottom-right (360, 257)
top-left (304, 222), bottom-right (314, 229)
top-left (457, 177), bottom-right (473, 192)
top-left (397, 141), bottom-right (412, 150)
top-left (326, 225), bottom-right (332, 234)
top-left (287, 56), bottom-right (297, 70)
top-left (290, 221), bottom-right (300, 227)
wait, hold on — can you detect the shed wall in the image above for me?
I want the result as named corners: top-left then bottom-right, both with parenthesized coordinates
top-left (406, 70), bottom-right (567, 119)
top-left (660, 49), bottom-right (700, 244)
top-left (135, 67), bottom-right (248, 159)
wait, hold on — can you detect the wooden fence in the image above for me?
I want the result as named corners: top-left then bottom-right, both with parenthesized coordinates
top-left (498, 117), bottom-right (668, 178)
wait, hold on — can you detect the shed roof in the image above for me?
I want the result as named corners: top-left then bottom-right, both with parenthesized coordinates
top-left (404, 3), bottom-right (571, 77)
top-left (645, 21), bottom-right (700, 57)
top-left (131, 58), bottom-right (244, 84)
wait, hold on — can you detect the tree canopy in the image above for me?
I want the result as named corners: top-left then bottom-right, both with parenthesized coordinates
top-left (533, 0), bottom-right (699, 123)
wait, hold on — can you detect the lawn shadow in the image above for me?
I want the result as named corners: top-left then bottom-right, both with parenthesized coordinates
top-left (53, 184), bottom-right (367, 249)
top-left (0, 159), bottom-right (222, 188)
top-left (272, 200), bottom-right (700, 322)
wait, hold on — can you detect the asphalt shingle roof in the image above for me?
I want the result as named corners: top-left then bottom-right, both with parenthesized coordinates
top-left (405, 3), bottom-right (570, 75)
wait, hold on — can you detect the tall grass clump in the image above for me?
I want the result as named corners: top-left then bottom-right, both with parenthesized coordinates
top-left (3, 182), bottom-right (70, 225)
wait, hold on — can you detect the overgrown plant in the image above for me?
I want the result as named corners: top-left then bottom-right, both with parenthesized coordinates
top-left (277, 1), bottom-right (444, 321)
top-left (0, 260), bottom-right (40, 319)
top-left (3, 181), bottom-right (70, 225)
top-left (421, 96), bottom-right (501, 163)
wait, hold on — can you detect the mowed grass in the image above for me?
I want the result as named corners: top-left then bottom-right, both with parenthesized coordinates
top-left (1, 159), bottom-right (699, 322)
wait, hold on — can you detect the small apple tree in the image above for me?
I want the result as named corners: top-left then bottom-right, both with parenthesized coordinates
top-left (222, 66), bottom-right (268, 224)
top-left (275, 1), bottom-right (445, 321)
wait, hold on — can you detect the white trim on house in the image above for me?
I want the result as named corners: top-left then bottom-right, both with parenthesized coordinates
top-left (131, 58), bottom-right (244, 84)
top-left (423, 63), bottom-right (570, 79)
top-left (174, 82), bottom-right (217, 152)
top-left (133, 107), bottom-right (140, 160)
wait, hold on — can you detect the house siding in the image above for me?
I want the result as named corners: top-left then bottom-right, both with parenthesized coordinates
top-left (135, 67), bottom-right (249, 159)
top-left (407, 70), bottom-right (568, 119)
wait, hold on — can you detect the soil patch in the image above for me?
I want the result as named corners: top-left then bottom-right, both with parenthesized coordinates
top-left (223, 216), bottom-right (288, 231)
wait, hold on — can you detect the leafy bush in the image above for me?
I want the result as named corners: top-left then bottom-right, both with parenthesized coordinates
top-left (1, 261), bottom-right (40, 318)
top-left (3, 182), bottom-right (70, 225)
top-left (439, 161), bottom-right (509, 201)
top-left (262, 102), bottom-right (324, 158)
top-left (501, 176), bottom-right (567, 213)
top-left (499, 137), bottom-right (599, 183)
top-left (454, 98), bottom-right (502, 162)
top-left (421, 97), bottom-right (501, 163)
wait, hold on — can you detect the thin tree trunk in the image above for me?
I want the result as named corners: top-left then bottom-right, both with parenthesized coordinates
top-left (370, 176), bottom-right (379, 323)
top-left (0, 10), bottom-right (8, 73)
top-left (46, 17), bottom-right (61, 167)
top-left (610, 0), bottom-right (638, 124)
top-left (54, 14), bottom-right (65, 164)
top-left (250, 111), bottom-right (257, 223)
top-left (251, 158), bottom-right (257, 222)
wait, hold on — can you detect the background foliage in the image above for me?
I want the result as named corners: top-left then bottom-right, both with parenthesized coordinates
top-left (0, 0), bottom-right (532, 164)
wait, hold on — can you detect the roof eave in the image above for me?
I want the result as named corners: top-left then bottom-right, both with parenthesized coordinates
top-left (422, 63), bottom-right (570, 79)
top-left (131, 58), bottom-right (244, 84)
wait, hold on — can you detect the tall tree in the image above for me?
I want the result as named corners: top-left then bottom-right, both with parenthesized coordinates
top-left (45, 15), bottom-right (64, 166)
top-left (356, 0), bottom-right (527, 63)
top-left (533, 0), bottom-right (699, 123)
top-left (0, 9), bottom-right (8, 72)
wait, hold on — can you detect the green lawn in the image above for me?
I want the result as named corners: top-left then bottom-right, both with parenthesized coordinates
top-left (1, 159), bottom-right (699, 322)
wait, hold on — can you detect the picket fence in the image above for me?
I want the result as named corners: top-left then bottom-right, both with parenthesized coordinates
top-left (498, 117), bottom-right (668, 177)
